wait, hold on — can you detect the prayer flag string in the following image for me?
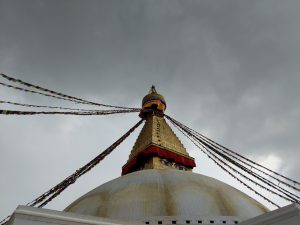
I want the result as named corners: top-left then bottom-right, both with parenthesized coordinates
top-left (165, 114), bottom-right (300, 208)
top-left (0, 100), bottom-right (105, 111)
top-left (165, 115), bottom-right (300, 187)
top-left (0, 119), bottom-right (144, 225)
top-left (0, 109), bottom-right (139, 116)
top-left (0, 73), bottom-right (139, 110)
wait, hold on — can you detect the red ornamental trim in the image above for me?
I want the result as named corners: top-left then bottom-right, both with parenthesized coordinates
top-left (122, 146), bottom-right (196, 175)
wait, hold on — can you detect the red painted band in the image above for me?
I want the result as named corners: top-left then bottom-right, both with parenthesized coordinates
top-left (122, 145), bottom-right (196, 175)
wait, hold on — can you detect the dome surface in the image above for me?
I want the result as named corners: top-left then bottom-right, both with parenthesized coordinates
top-left (65, 169), bottom-right (268, 221)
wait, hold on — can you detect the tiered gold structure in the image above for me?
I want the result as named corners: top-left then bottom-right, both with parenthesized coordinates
top-left (122, 86), bottom-right (195, 175)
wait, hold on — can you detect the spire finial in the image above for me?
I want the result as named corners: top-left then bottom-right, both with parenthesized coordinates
top-left (149, 85), bottom-right (157, 94)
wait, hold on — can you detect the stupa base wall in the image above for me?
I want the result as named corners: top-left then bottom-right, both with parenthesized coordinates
top-left (6, 204), bottom-right (300, 225)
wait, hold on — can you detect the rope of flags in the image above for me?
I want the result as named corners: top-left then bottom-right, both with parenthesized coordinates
top-left (170, 118), bottom-right (300, 203)
top-left (0, 119), bottom-right (144, 225)
top-left (0, 109), bottom-right (139, 116)
top-left (165, 114), bottom-right (300, 208)
top-left (166, 116), bottom-right (280, 208)
top-left (0, 73), bottom-right (141, 224)
top-left (0, 73), bottom-right (140, 117)
top-left (0, 81), bottom-right (87, 104)
top-left (187, 123), bottom-right (300, 187)
top-left (0, 73), bottom-right (139, 110)
top-left (165, 115), bottom-right (300, 187)
top-left (0, 100), bottom-right (102, 111)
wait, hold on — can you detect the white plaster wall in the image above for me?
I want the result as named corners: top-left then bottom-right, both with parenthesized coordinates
top-left (7, 204), bottom-right (300, 225)
top-left (239, 204), bottom-right (300, 225)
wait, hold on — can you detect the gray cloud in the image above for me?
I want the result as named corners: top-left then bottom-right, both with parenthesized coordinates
top-left (1, 0), bottom-right (300, 219)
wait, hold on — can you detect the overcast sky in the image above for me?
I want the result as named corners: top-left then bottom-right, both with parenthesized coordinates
top-left (1, 0), bottom-right (300, 220)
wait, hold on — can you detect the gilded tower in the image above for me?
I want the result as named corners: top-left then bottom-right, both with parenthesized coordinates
top-left (122, 86), bottom-right (196, 175)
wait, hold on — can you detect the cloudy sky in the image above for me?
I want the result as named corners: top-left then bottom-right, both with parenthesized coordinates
top-left (1, 0), bottom-right (300, 220)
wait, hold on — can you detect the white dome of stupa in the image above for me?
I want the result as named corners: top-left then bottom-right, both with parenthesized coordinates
top-left (65, 169), bottom-right (268, 223)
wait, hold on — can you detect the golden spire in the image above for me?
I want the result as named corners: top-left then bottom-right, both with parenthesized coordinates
top-left (122, 87), bottom-right (195, 175)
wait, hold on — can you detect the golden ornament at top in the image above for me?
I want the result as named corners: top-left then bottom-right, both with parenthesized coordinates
top-left (142, 85), bottom-right (166, 112)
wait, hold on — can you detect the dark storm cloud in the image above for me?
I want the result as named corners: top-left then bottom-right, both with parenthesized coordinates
top-left (1, 0), bottom-right (300, 220)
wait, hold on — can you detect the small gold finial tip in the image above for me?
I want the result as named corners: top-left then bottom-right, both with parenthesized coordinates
top-left (149, 85), bottom-right (157, 94)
